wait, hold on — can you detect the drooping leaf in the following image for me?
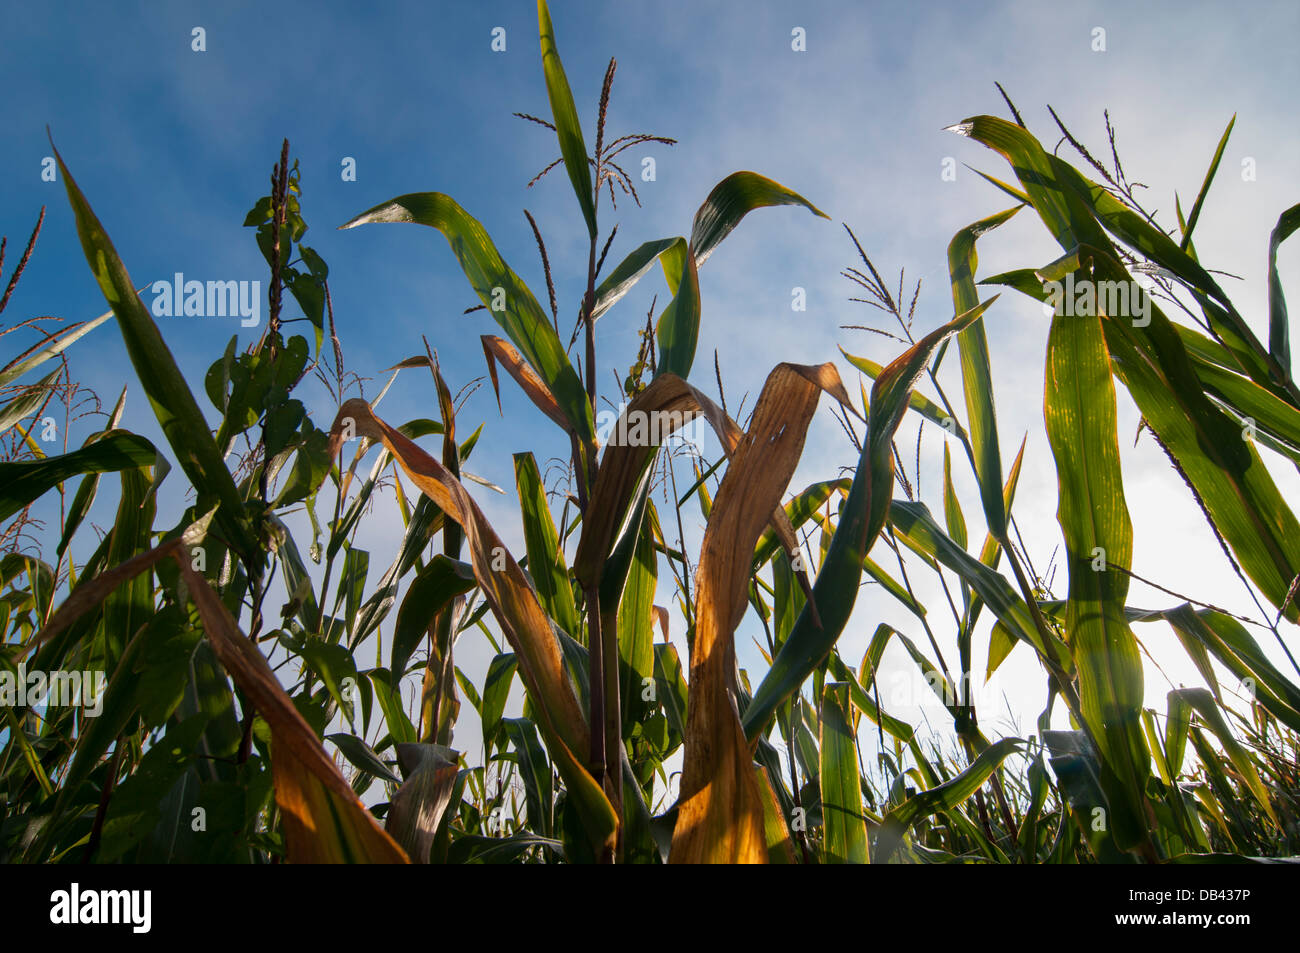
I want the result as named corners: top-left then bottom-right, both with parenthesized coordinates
top-left (0, 431), bottom-right (158, 523)
top-left (671, 363), bottom-right (833, 863)
top-left (481, 335), bottom-right (572, 434)
top-left (689, 171), bottom-right (828, 267)
top-left (179, 558), bottom-right (408, 863)
top-left (339, 193), bottom-right (594, 451)
top-left (385, 742), bottom-right (460, 863)
top-left (328, 399), bottom-right (617, 856)
top-left (1267, 202), bottom-right (1300, 376)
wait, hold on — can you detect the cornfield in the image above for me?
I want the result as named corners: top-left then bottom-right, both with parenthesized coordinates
top-left (2, 1), bottom-right (1298, 869)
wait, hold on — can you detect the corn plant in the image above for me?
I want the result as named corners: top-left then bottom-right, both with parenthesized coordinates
top-left (827, 99), bottom-right (1300, 861)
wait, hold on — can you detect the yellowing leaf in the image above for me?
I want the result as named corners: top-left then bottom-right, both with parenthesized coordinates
top-left (670, 363), bottom-right (834, 863)
top-left (328, 399), bottom-right (618, 854)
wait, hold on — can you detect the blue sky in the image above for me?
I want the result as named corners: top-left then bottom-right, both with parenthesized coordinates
top-left (4, 0), bottom-right (1299, 793)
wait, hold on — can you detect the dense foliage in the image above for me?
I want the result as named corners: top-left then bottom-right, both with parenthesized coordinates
top-left (1, 2), bottom-right (1297, 863)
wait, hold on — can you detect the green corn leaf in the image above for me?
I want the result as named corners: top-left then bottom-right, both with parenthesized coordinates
top-left (514, 452), bottom-right (580, 638)
top-left (339, 192), bottom-right (594, 450)
top-left (1267, 202), bottom-right (1300, 377)
top-left (863, 556), bottom-right (927, 621)
top-left (537, 0), bottom-right (597, 238)
top-left (986, 621), bottom-right (1017, 679)
top-left (840, 347), bottom-right (967, 439)
top-left (1042, 730), bottom-right (1137, 863)
top-left (505, 717), bottom-right (554, 837)
top-left (819, 683), bottom-right (869, 864)
top-left (1179, 115), bottom-right (1234, 252)
top-left (1164, 690), bottom-right (1193, 783)
top-left (101, 466), bottom-right (156, 669)
top-left (961, 116), bottom-right (1274, 380)
top-left (948, 206), bottom-right (1021, 537)
top-left (827, 649), bottom-right (918, 746)
top-left (0, 431), bottom-right (158, 523)
top-left (689, 171), bottom-right (828, 267)
top-left (941, 442), bottom-right (967, 551)
top-left (0, 304), bottom-right (115, 389)
top-left (616, 500), bottom-right (658, 732)
top-left (655, 172), bottom-right (827, 380)
top-left (753, 478), bottom-right (850, 569)
top-left (1172, 687), bottom-right (1277, 825)
top-left (329, 732), bottom-right (400, 785)
top-left (1189, 350), bottom-right (1300, 455)
top-left (370, 669), bottom-right (418, 746)
top-left (52, 143), bottom-right (259, 568)
top-left (653, 642), bottom-right (689, 744)
top-left (592, 237), bottom-right (682, 321)
top-left (1159, 605), bottom-right (1300, 734)
top-left (654, 246), bottom-right (701, 380)
top-left (0, 368), bottom-right (60, 434)
top-left (1042, 256), bottom-right (1151, 850)
top-left (481, 652), bottom-right (519, 752)
top-left (889, 500), bottom-right (1067, 668)
top-left (448, 831), bottom-right (564, 864)
top-left (967, 122), bottom-right (1300, 624)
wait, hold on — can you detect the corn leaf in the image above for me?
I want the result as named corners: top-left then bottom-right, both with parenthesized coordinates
top-left (592, 237), bottom-right (682, 321)
top-left (0, 431), bottom-right (158, 523)
top-left (0, 305), bottom-right (115, 389)
top-left (514, 452), bottom-right (580, 638)
top-left (819, 682), bottom-right (869, 863)
top-left (670, 363), bottom-right (831, 863)
top-left (961, 118), bottom-right (1300, 623)
top-left (948, 205), bottom-right (1021, 537)
top-left (1043, 256), bottom-right (1152, 851)
top-left (654, 245), bottom-right (701, 380)
top-left (743, 299), bottom-right (997, 741)
top-left (339, 193), bottom-right (594, 450)
top-left (179, 556), bottom-right (409, 863)
top-left (536, 0), bottom-right (596, 238)
top-left (52, 143), bottom-right (258, 566)
top-left (690, 171), bottom-right (828, 267)
top-left (1267, 202), bottom-right (1300, 376)
top-left (328, 398), bottom-right (617, 854)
